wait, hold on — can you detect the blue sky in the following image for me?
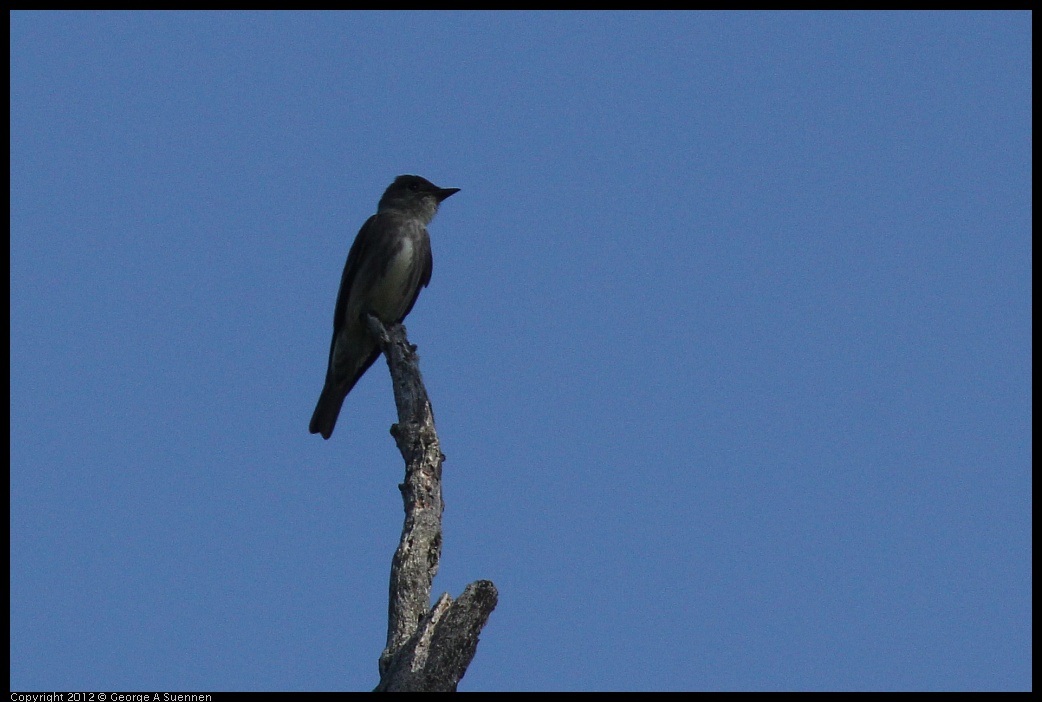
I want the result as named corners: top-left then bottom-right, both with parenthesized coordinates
top-left (9, 11), bottom-right (1031, 692)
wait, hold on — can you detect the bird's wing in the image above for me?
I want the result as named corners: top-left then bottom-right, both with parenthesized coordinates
top-left (325, 213), bottom-right (380, 377)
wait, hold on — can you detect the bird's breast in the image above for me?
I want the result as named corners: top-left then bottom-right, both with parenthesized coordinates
top-left (367, 236), bottom-right (417, 320)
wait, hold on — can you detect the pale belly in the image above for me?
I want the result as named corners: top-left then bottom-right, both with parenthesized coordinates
top-left (364, 237), bottom-right (416, 321)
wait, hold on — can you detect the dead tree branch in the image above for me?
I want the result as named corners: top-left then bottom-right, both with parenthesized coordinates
top-left (366, 315), bottom-right (498, 692)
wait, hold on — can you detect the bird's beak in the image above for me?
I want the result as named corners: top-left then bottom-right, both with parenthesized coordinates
top-left (436, 187), bottom-right (461, 202)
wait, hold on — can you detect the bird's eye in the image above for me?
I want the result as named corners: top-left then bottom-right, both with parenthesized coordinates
top-left (408, 182), bottom-right (419, 191)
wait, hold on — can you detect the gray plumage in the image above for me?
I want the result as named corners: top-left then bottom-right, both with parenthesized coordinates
top-left (310, 175), bottom-right (459, 439)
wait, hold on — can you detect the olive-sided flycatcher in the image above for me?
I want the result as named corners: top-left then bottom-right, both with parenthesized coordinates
top-left (309, 175), bottom-right (459, 439)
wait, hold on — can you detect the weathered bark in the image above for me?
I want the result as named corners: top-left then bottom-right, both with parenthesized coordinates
top-left (366, 316), bottom-right (498, 692)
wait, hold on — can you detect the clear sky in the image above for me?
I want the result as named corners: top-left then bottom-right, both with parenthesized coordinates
top-left (10, 11), bottom-right (1031, 692)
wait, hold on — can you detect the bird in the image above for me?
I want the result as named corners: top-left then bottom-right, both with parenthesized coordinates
top-left (309, 175), bottom-right (460, 439)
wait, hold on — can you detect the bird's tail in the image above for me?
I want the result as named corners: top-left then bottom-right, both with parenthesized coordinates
top-left (309, 383), bottom-right (347, 440)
